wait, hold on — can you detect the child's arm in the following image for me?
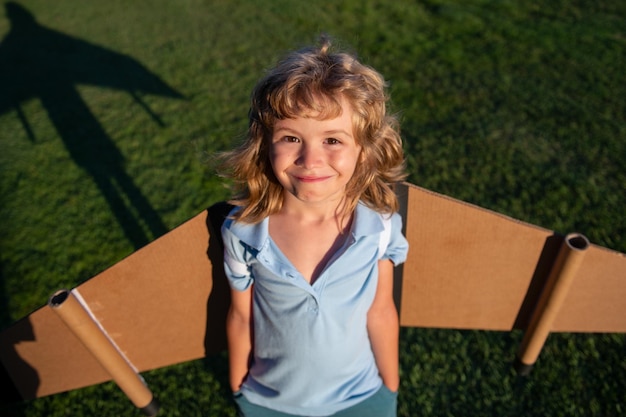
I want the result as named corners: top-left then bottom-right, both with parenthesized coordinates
top-left (367, 259), bottom-right (400, 392)
top-left (226, 285), bottom-right (253, 392)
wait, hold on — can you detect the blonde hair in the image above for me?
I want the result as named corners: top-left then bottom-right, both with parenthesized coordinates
top-left (221, 36), bottom-right (406, 223)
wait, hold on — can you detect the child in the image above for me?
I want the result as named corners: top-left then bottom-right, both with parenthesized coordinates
top-left (220, 36), bottom-right (409, 417)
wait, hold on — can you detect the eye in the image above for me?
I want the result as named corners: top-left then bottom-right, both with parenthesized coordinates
top-left (325, 138), bottom-right (341, 145)
top-left (284, 136), bottom-right (300, 143)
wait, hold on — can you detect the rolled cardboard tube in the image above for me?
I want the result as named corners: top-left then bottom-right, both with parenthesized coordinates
top-left (49, 289), bottom-right (159, 416)
top-left (515, 233), bottom-right (590, 375)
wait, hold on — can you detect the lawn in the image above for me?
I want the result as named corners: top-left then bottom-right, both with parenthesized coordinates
top-left (0, 1), bottom-right (624, 416)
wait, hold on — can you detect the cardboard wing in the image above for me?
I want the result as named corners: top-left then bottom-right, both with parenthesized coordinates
top-left (0, 201), bottom-right (233, 413)
top-left (1, 183), bottom-right (625, 407)
top-left (394, 182), bottom-right (626, 374)
top-left (396, 182), bottom-right (626, 333)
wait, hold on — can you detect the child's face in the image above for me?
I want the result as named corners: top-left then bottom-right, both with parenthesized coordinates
top-left (269, 95), bottom-right (361, 208)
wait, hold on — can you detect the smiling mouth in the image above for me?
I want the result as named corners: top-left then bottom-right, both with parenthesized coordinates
top-left (294, 175), bottom-right (331, 183)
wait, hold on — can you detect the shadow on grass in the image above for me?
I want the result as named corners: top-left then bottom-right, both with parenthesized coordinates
top-left (0, 2), bottom-right (183, 411)
top-left (0, 2), bottom-right (184, 250)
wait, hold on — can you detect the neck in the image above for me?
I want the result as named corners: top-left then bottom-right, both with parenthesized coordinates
top-left (278, 194), bottom-right (352, 231)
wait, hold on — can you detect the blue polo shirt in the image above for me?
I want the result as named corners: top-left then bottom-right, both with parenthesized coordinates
top-left (222, 203), bottom-right (409, 416)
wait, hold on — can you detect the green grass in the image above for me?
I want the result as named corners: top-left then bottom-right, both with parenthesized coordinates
top-left (1, 0), bottom-right (624, 416)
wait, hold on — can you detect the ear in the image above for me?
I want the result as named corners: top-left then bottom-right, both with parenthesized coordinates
top-left (358, 147), bottom-right (367, 163)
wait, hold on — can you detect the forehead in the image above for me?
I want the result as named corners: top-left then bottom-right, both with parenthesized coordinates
top-left (273, 103), bottom-right (354, 136)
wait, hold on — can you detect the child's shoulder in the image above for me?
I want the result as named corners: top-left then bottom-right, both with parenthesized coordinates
top-left (353, 203), bottom-right (400, 234)
top-left (221, 208), bottom-right (269, 248)
top-left (355, 201), bottom-right (400, 222)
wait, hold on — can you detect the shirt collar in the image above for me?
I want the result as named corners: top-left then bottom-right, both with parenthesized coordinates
top-left (227, 202), bottom-right (385, 250)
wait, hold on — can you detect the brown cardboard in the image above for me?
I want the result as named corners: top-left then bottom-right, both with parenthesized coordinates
top-left (0, 183), bottom-right (625, 402)
top-left (552, 244), bottom-right (626, 332)
top-left (395, 182), bottom-right (626, 333)
top-left (397, 182), bottom-right (552, 330)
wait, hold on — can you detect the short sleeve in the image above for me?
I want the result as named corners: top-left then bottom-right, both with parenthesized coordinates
top-left (221, 219), bottom-right (254, 291)
top-left (380, 212), bottom-right (409, 266)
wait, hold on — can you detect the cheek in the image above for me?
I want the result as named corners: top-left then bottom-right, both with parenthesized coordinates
top-left (269, 146), bottom-right (290, 169)
top-left (334, 151), bottom-right (361, 176)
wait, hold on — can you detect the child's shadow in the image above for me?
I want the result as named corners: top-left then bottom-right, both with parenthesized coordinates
top-left (0, 2), bottom-right (184, 249)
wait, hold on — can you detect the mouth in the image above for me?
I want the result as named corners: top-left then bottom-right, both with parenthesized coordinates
top-left (294, 175), bottom-right (332, 183)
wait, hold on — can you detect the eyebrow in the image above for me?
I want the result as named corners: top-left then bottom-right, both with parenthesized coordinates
top-left (323, 129), bottom-right (353, 138)
top-left (273, 126), bottom-right (353, 138)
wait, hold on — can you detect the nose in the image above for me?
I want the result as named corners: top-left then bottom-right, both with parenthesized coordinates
top-left (296, 143), bottom-right (322, 169)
